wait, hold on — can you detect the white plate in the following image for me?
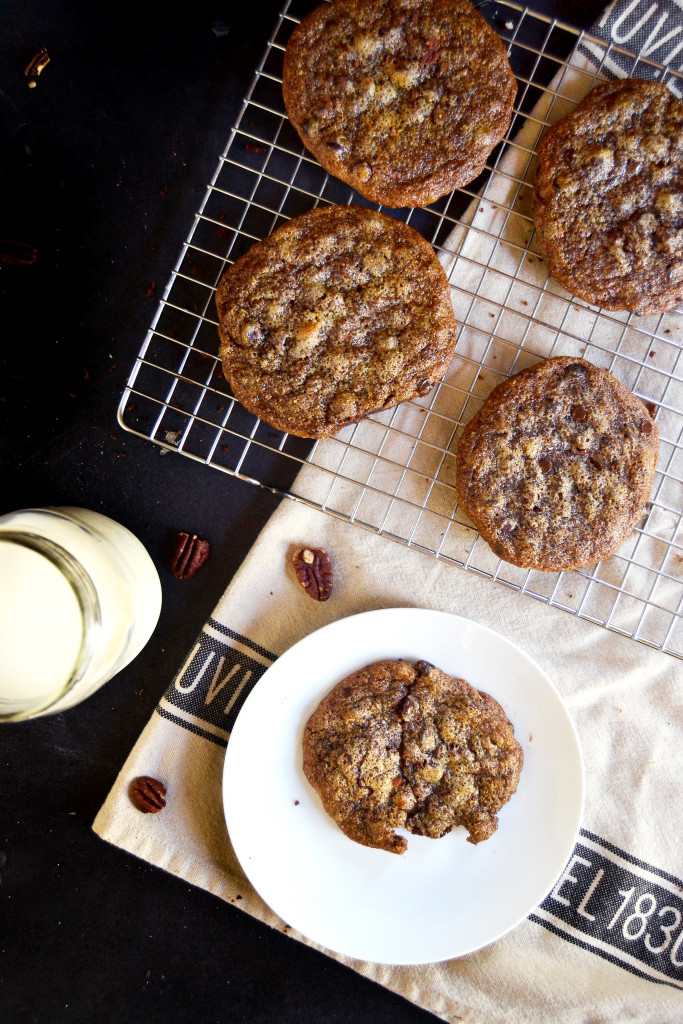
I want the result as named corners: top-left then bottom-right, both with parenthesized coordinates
top-left (222, 608), bottom-right (583, 965)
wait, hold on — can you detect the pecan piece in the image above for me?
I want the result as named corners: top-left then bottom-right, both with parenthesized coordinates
top-left (24, 48), bottom-right (50, 87)
top-left (352, 161), bottom-right (373, 182)
top-left (129, 776), bottom-right (166, 813)
top-left (423, 37), bottom-right (441, 63)
top-left (171, 532), bottom-right (210, 579)
top-left (293, 547), bottom-right (333, 601)
top-left (638, 501), bottom-right (653, 529)
top-left (589, 452), bottom-right (611, 470)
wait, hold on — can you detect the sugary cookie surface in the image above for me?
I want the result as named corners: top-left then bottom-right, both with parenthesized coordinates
top-left (455, 357), bottom-right (659, 571)
top-left (302, 659), bottom-right (523, 853)
top-left (283, 0), bottom-right (517, 207)
top-left (533, 78), bottom-right (683, 315)
top-left (216, 204), bottom-right (457, 438)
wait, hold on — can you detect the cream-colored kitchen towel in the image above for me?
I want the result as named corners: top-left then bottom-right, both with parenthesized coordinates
top-left (94, 498), bottom-right (682, 1024)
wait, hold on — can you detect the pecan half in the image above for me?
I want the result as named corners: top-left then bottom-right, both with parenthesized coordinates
top-left (129, 776), bottom-right (166, 813)
top-left (171, 532), bottom-right (210, 579)
top-left (0, 240), bottom-right (37, 266)
top-left (292, 547), bottom-right (333, 601)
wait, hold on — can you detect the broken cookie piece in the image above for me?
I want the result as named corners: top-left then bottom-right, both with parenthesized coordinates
top-left (302, 659), bottom-right (523, 853)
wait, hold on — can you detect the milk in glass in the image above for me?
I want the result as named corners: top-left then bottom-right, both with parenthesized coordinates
top-left (0, 507), bottom-right (162, 721)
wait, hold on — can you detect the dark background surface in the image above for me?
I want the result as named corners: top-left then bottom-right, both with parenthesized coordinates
top-left (1, 2), bottom-right (605, 1022)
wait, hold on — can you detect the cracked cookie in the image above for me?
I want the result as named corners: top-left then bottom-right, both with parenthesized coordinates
top-left (282, 0), bottom-right (517, 208)
top-left (455, 357), bottom-right (659, 571)
top-left (302, 659), bottom-right (523, 854)
top-left (216, 204), bottom-right (457, 438)
top-left (533, 78), bottom-right (683, 315)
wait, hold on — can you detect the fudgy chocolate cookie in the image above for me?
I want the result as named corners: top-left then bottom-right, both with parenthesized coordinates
top-left (533, 79), bottom-right (683, 315)
top-left (282, 0), bottom-right (517, 208)
top-left (302, 659), bottom-right (523, 854)
top-left (216, 204), bottom-right (457, 438)
top-left (455, 357), bottom-right (659, 571)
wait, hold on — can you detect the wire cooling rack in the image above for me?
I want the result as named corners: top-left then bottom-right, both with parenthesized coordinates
top-left (119, 0), bottom-right (683, 658)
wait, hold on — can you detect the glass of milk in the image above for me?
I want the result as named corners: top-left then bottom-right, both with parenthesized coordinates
top-left (0, 507), bottom-right (162, 721)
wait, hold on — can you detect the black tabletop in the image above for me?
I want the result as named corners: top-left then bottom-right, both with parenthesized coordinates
top-left (1, 2), bottom-right (606, 1021)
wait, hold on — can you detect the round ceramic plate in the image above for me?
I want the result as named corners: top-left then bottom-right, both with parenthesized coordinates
top-left (222, 608), bottom-right (583, 964)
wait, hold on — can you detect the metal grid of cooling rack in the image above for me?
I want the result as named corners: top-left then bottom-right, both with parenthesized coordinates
top-left (119, 0), bottom-right (683, 658)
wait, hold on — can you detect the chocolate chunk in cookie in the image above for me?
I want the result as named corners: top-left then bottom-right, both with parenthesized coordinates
top-left (302, 659), bottom-right (523, 854)
top-left (455, 357), bottom-right (659, 571)
top-left (283, 0), bottom-right (517, 208)
top-left (533, 79), bottom-right (683, 315)
top-left (215, 204), bottom-right (457, 438)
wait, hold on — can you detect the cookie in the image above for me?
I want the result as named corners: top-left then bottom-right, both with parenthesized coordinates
top-left (533, 78), bottom-right (683, 315)
top-left (215, 204), bottom-right (457, 438)
top-left (455, 357), bottom-right (659, 571)
top-left (282, 0), bottom-right (517, 208)
top-left (302, 659), bottom-right (523, 854)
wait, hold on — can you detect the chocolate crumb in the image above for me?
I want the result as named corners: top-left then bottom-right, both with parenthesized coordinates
top-left (414, 660), bottom-right (435, 675)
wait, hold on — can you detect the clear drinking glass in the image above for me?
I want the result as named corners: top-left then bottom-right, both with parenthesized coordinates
top-left (0, 507), bottom-right (162, 722)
